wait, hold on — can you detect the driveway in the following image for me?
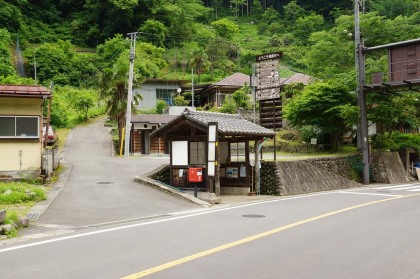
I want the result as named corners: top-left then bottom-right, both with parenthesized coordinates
top-left (36, 120), bottom-right (200, 228)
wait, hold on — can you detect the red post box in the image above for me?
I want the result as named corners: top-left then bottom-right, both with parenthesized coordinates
top-left (188, 168), bottom-right (203, 182)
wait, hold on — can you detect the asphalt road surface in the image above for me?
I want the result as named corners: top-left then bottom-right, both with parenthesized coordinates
top-left (1, 184), bottom-right (420, 279)
top-left (36, 119), bottom-right (200, 227)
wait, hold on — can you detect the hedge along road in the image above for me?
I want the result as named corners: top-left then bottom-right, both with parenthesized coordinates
top-left (36, 119), bottom-right (200, 228)
top-left (1, 189), bottom-right (420, 278)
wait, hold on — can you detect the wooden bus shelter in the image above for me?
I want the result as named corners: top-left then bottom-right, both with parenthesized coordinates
top-left (150, 109), bottom-right (276, 195)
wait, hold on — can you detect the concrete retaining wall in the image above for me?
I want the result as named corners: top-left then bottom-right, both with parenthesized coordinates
top-left (261, 152), bottom-right (409, 196)
top-left (371, 152), bottom-right (409, 183)
top-left (262, 161), bottom-right (360, 196)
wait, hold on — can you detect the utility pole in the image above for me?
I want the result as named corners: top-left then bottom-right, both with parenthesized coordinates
top-left (124, 32), bottom-right (137, 158)
top-left (251, 64), bottom-right (256, 124)
top-left (191, 68), bottom-right (194, 107)
top-left (354, 0), bottom-right (370, 184)
top-left (34, 53), bottom-right (37, 84)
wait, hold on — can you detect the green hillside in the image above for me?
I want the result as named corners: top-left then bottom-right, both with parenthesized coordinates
top-left (1, 0), bottom-right (419, 151)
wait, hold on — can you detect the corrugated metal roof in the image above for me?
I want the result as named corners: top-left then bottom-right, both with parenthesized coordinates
top-left (0, 85), bottom-right (51, 97)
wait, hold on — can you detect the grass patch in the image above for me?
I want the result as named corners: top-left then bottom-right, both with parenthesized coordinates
top-left (55, 127), bottom-right (70, 149)
top-left (0, 182), bottom-right (46, 205)
top-left (0, 182), bottom-right (48, 237)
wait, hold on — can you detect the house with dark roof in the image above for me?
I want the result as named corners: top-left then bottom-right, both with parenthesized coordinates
top-left (185, 72), bottom-right (314, 109)
top-left (0, 85), bottom-right (51, 177)
top-left (195, 72), bottom-right (251, 108)
top-left (151, 110), bottom-right (276, 195)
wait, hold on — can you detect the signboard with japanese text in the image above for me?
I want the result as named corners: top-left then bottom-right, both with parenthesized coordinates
top-left (256, 52), bottom-right (282, 62)
top-left (255, 52), bottom-right (282, 101)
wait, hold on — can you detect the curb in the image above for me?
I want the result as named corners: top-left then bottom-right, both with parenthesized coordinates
top-left (27, 161), bottom-right (73, 221)
top-left (134, 175), bottom-right (212, 208)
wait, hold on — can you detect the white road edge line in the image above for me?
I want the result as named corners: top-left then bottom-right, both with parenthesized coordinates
top-left (390, 185), bottom-right (420, 191)
top-left (374, 184), bottom-right (420, 190)
top-left (338, 191), bottom-right (402, 197)
top-left (0, 191), bottom-right (334, 253)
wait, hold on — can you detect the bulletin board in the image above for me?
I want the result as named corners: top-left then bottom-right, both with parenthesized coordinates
top-left (172, 141), bottom-right (188, 165)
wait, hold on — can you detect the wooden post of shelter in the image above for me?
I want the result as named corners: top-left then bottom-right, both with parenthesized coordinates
top-left (254, 139), bottom-right (260, 194)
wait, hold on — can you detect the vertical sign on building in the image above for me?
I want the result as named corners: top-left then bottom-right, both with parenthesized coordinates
top-left (207, 122), bottom-right (218, 178)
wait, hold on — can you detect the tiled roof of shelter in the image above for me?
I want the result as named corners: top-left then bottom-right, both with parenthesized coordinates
top-left (131, 114), bottom-right (177, 124)
top-left (152, 110), bottom-right (276, 138)
top-left (0, 85), bottom-right (51, 97)
top-left (185, 110), bottom-right (276, 136)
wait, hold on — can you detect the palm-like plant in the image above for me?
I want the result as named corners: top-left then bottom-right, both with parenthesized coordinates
top-left (99, 54), bottom-right (141, 144)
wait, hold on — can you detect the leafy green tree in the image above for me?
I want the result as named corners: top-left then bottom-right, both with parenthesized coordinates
top-left (219, 85), bottom-right (251, 114)
top-left (23, 40), bottom-right (99, 87)
top-left (283, 0), bottom-right (306, 25)
top-left (0, 29), bottom-right (15, 76)
top-left (219, 95), bottom-right (237, 114)
top-left (205, 37), bottom-right (239, 79)
top-left (293, 13), bottom-right (325, 45)
top-left (304, 29), bottom-right (353, 79)
top-left (109, 0), bottom-right (139, 10)
top-left (139, 19), bottom-right (168, 47)
top-left (368, 91), bottom-right (420, 136)
top-left (211, 18), bottom-right (239, 39)
top-left (71, 89), bottom-right (97, 123)
top-left (369, 0), bottom-right (416, 19)
top-left (251, 0), bottom-right (263, 18)
top-left (24, 40), bottom-right (74, 85)
top-left (190, 49), bottom-right (210, 83)
top-left (96, 34), bottom-right (130, 69)
top-left (261, 7), bottom-right (280, 25)
top-left (0, 1), bottom-right (27, 34)
top-left (150, 0), bottom-right (211, 48)
top-left (231, 85), bottom-right (251, 109)
top-left (284, 82), bottom-right (355, 151)
top-left (49, 86), bottom-right (70, 128)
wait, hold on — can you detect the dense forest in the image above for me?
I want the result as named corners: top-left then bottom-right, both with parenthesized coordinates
top-left (1, 0), bottom-right (420, 150)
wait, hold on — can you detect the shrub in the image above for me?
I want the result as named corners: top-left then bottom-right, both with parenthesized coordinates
top-left (372, 133), bottom-right (420, 151)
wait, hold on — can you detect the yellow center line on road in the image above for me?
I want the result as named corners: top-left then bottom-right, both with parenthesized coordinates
top-left (121, 193), bottom-right (420, 279)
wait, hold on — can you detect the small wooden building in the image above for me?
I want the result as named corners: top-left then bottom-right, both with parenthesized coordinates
top-left (130, 114), bottom-right (177, 154)
top-left (150, 110), bottom-right (276, 195)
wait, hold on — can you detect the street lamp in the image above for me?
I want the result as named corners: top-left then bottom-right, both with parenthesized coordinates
top-left (177, 87), bottom-right (182, 95)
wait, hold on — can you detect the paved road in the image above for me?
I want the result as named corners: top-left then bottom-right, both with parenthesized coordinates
top-left (36, 120), bottom-right (200, 228)
top-left (1, 185), bottom-right (420, 278)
